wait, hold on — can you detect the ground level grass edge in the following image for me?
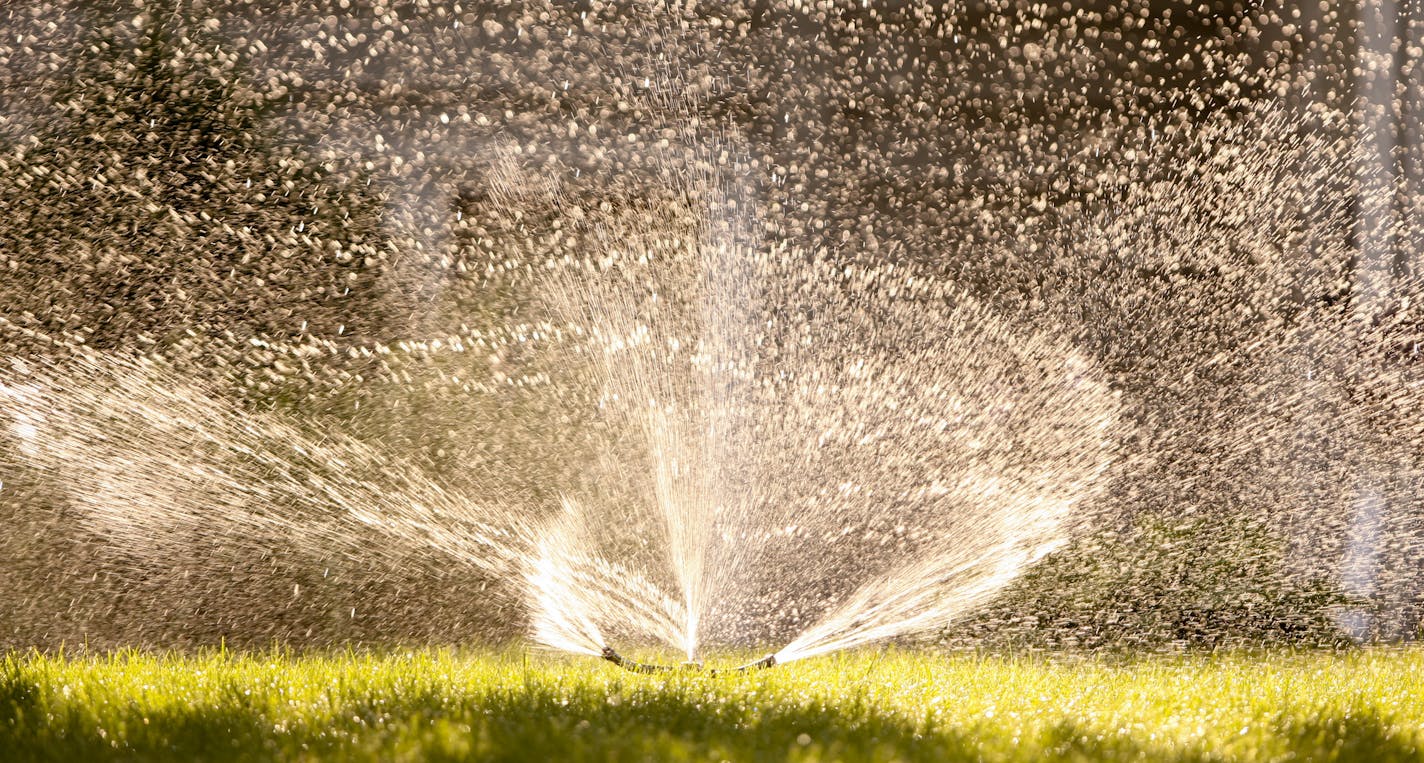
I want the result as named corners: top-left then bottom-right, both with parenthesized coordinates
top-left (2, 647), bottom-right (1422, 762)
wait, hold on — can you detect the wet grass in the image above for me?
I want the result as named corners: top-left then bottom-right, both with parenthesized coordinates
top-left (1, 647), bottom-right (1421, 762)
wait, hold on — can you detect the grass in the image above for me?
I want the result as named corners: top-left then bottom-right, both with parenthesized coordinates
top-left (1, 647), bottom-right (1421, 762)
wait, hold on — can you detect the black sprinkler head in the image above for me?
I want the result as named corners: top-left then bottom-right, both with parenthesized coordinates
top-left (600, 645), bottom-right (675, 674)
top-left (600, 646), bottom-right (778, 676)
top-left (738, 653), bottom-right (777, 671)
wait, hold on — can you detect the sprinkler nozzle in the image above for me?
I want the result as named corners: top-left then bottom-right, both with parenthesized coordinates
top-left (600, 646), bottom-right (777, 675)
top-left (733, 653), bottom-right (777, 672)
top-left (600, 646), bottom-right (676, 674)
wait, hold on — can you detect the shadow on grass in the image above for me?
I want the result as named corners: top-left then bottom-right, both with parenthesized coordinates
top-left (0, 674), bottom-right (287, 763)
top-left (0, 671), bottom-right (40, 723)
top-left (2, 677), bottom-right (1422, 762)
top-left (1278, 714), bottom-right (1424, 763)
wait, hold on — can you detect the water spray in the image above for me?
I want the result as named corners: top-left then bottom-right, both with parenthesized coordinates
top-left (600, 646), bottom-right (777, 675)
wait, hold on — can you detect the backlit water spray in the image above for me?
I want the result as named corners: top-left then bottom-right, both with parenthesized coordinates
top-left (0, 185), bottom-right (1120, 668)
top-left (2, 0), bottom-right (1422, 664)
top-left (518, 185), bottom-right (1121, 666)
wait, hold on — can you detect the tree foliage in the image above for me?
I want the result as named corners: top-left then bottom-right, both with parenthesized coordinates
top-left (0, 0), bottom-right (394, 347)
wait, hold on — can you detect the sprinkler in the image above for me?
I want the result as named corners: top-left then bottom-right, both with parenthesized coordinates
top-left (600, 646), bottom-right (777, 675)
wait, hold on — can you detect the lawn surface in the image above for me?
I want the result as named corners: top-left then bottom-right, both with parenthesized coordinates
top-left (1, 647), bottom-right (1421, 762)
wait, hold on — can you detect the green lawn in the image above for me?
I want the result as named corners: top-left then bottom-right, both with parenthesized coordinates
top-left (2, 647), bottom-right (1421, 762)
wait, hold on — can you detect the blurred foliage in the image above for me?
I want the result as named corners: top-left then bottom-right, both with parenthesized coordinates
top-left (0, 0), bottom-right (397, 348)
top-left (948, 516), bottom-right (1354, 652)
